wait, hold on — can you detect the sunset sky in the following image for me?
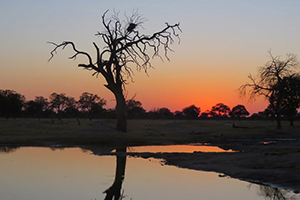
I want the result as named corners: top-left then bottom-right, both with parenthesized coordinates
top-left (1, 0), bottom-right (300, 114)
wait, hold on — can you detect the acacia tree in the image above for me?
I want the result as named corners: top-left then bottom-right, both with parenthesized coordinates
top-left (0, 90), bottom-right (25, 119)
top-left (229, 105), bottom-right (249, 119)
top-left (158, 107), bottom-right (173, 119)
top-left (182, 105), bottom-right (201, 119)
top-left (269, 75), bottom-right (300, 126)
top-left (35, 96), bottom-right (49, 113)
top-left (49, 93), bottom-right (67, 120)
top-left (24, 96), bottom-right (49, 120)
top-left (78, 92), bottom-right (106, 120)
top-left (64, 96), bottom-right (78, 116)
top-left (126, 99), bottom-right (145, 119)
top-left (240, 52), bottom-right (299, 129)
top-left (210, 103), bottom-right (230, 118)
top-left (48, 10), bottom-right (181, 132)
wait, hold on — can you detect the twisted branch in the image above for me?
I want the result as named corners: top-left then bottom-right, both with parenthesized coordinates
top-left (239, 52), bottom-right (299, 102)
top-left (48, 10), bottom-right (181, 92)
top-left (48, 41), bottom-right (93, 65)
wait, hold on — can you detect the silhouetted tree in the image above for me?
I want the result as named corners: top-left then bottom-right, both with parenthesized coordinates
top-left (0, 146), bottom-right (20, 153)
top-left (24, 96), bottom-right (49, 120)
top-left (0, 90), bottom-right (25, 119)
top-left (64, 96), bottom-right (78, 116)
top-left (210, 103), bottom-right (230, 118)
top-left (158, 107), bottom-right (173, 119)
top-left (78, 92), bottom-right (106, 120)
top-left (92, 103), bottom-right (106, 116)
top-left (182, 105), bottom-right (200, 119)
top-left (24, 100), bottom-right (38, 117)
top-left (48, 10), bottom-right (181, 132)
top-left (146, 108), bottom-right (160, 119)
top-left (240, 52), bottom-right (299, 129)
top-left (199, 110), bottom-right (211, 119)
top-left (49, 93), bottom-right (67, 120)
top-left (174, 110), bottom-right (184, 119)
top-left (255, 106), bottom-right (275, 121)
top-left (104, 108), bottom-right (117, 119)
top-left (249, 113), bottom-right (261, 120)
top-left (271, 75), bottom-right (300, 126)
top-left (258, 185), bottom-right (296, 200)
top-left (126, 99), bottom-right (145, 119)
top-left (229, 105), bottom-right (249, 119)
top-left (34, 96), bottom-right (49, 117)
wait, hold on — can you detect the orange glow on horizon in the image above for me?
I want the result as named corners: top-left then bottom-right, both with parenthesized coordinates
top-left (4, 60), bottom-right (268, 115)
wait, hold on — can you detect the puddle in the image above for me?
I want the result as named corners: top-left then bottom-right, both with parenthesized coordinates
top-left (121, 144), bottom-right (236, 153)
top-left (262, 138), bottom-right (300, 145)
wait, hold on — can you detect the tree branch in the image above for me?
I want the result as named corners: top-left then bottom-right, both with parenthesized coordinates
top-left (48, 41), bottom-right (93, 65)
top-left (48, 10), bottom-right (181, 94)
top-left (119, 23), bottom-right (181, 52)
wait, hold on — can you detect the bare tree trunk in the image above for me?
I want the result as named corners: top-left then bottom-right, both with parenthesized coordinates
top-left (75, 111), bottom-right (80, 126)
top-left (274, 97), bottom-right (282, 130)
top-left (57, 110), bottom-right (62, 120)
top-left (115, 92), bottom-right (127, 132)
top-left (276, 115), bottom-right (282, 129)
top-left (289, 116), bottom-right (294, 126)
top-left (105, 74), bottom-right (128, 132)
top-left (88, 112), bottom-right (92, 121)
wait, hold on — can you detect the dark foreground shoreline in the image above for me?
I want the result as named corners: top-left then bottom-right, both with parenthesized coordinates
top-left (1, 119), bottom-right (300, 194)
top-left (90, 140), bottom-right (300, 194)
top-left (4, 141), bottom-right (299, 194)
top-left (138, 149), bottom-right (300, 193)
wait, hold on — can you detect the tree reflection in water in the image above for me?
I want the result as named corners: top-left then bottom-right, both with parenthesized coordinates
top-left (0, 146), bottom-right (19, 153)
top-left (258, 185), bottom-right (298, 200)
top-left (103, 147), bottom-right (127, 200)
top-left (1, 146), bottom-right (298, 200)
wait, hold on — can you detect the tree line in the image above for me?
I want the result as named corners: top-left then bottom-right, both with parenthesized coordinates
top-left (1, 89), bottom-right (300, 126)
top-left (0, 89), bottom-right (295, 121)
top-left (0, 91), bottom-right (107, 120)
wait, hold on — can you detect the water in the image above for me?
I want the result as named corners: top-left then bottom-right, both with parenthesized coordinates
top-left (125, 144), bottom-right (236, 153)
top-left (0, 146), bottom-right (298, 200)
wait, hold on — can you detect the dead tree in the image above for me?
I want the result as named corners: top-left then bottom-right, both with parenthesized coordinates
top-left (48, 10), bottom-right (181, 132)
top-left (239, 51), bottom-right (299, 129)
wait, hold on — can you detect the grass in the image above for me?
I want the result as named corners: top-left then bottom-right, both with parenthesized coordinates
top-left (0, 118), bottom-right (299, 146)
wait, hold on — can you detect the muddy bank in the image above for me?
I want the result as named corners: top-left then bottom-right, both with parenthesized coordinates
top-left (128, 140), bottom-right (300, 193)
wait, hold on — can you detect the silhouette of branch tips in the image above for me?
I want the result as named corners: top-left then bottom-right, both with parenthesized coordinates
top-left (48, 10), bottom-right (181, 89)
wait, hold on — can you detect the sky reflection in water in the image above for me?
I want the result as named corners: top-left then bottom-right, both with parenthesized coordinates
top-left (0, 147), bottom-right (298, 200)
top-left (125, 144), bottom-right (235, 153)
